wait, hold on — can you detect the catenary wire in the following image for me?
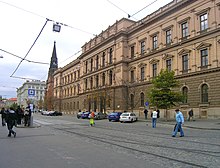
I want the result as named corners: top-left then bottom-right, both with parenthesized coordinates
top-left (0, 49), bottom-right (49, 65)
top-left (10, 19), bottom-right (49, 77)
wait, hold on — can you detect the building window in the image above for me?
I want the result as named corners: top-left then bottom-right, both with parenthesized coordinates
top-left (78, 70), bottom-right (80, 79)
top-left (102, 73), bottom-right (105, 86)
top-left (200, 13), bottom-right (208, 31)
top-left (96, 75), bottom-right (99, 88)
top-left (182, 87), bottom-right (188, 104)
top-left (85, 61), bottom-right (88, 73)
top-left (85, 79), bottom-right (88, 90)
top-left (140, 92), bottom-right (145, 106)
top-left (130, 94), bottom-right (134, 109)
top-left (166, 29), bottom-right (172, 44)
top-left (140, 67), bottom-right (145, 81)
top-left (166, 59), bottom-right (172, 71)
top-left (109, 48), bottom-right (113, 64)
top-left (153, 35), bottom-right (158, 49)
top-left (182, 54), bottom-right (189, 73)
top-left (130, 46), bottom-right (135, 59)
top-left (201, 49), bottom-right (208, 67)
top-left (181, 22), bottom-right (188, 38)
top-left (152, 63), bottom-right (157, 77)
top-left (90, 77), bottom-right (93, 89)
top-left (90, 58), bottom-right (93, 72)
top-left (102, 52), bottom-right (105, 67)
top-left (96, 55), bottom-right (99, 70)
top-left (109, 70), bottom-right (113, 85)
top-left (130, 70), bottom-right (134, 82)
top-left (201, 84), bottom-right (208, 103)
top-left (140, 41), bottom-right (145, 55)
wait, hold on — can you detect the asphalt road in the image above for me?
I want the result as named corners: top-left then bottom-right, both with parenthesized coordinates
top-left (0, 114), bottom-right (219, 168)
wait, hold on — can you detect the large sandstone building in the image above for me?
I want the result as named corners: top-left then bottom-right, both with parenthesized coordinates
top-left (51, 0), bottom-right (220, 119)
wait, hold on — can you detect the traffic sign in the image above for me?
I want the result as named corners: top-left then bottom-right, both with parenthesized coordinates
top-left (145, 101), bottom-right (149, 106)
top-left (28, 89), bottom-right (35, 96)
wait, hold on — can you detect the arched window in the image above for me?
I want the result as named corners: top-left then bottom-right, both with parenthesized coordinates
top-left (201, 84), bottom-right (208, 103)
top-left (140, 92), bottom-right (145, 106)
top-left (130, 94), bottom-right (134, 109)
top-left (182, 87), bottom-right (188, 103)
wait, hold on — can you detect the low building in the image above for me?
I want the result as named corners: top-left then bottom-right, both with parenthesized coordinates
top-left (17, 80), bottom-right (46, 110)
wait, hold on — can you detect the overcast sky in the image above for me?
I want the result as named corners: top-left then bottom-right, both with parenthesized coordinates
top-left (0, 0), bottom-right (172, 98)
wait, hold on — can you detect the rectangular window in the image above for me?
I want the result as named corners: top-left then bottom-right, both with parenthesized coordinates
top-left (140, 67), bottom-right (145, 81)
top-left (96, 75), bottom-right (99, 88)
top-left (131, 70), bottom-right (134, 82)
top-left (152, 64), bottom-right (157, 77)
top-left (85, 61), bottom-right (88, 73)
top-left (140, 41), bottom-right (145, 55)
top-left (181, 22), bottom-right (188, 38)
top-left (109, 48), bottom-right (113, 64)
top-left (90, 58), bottom-right (93, 72)
top-left (102, 52), bottom-right (105, 67)
top-left (166, 59), bottom-right (172, 71)
top-left (153, 35), bottom-right (158, 49)
top-left (130, 46), bottom-right (135, 59)
top-left (182, 54), bottom-right (188, 72)
top-left (200, 13), bottom-right (208, 31)
top-left (201, 49), bottom-right (208, 67)
top-left (166, 29), bottom-right (172, 44)
top-left (96, 56), bottom-right (99, 70)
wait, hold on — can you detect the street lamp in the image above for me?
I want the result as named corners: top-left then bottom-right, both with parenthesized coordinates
top-left (53, 23), bottom-right (61, 32)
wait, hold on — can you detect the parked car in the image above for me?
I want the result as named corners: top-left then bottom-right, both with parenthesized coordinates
top-left (81, 112), bottom-right (91, 119)
top-left (119, 112), bottom-right (138, 123)
top-left (77, 111), bottom-right (85, 119)
top-left (90, 112), bottom-right (107, 120)
top-left (49, 111), bottom-right (63, 116)
top-left (41, 110), bottom-right (53, 116)
top-left (107, 112), bottom-right (122, 122)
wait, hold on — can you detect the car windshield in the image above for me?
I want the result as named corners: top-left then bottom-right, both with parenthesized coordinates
top-left (110, 113), bottom-right (118, 115)
top-left (121, 113), bottom-right (129, 116)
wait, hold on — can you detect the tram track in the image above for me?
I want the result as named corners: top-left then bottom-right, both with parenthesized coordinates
top-left (49, 125), bottom-right (217, 168)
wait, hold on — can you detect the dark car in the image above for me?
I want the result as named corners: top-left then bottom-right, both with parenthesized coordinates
top-left (81, 112), bottom-right (91, 119)
top-left (92, 112), bottom-right (107, 120)
top-left (49, 111), bottom-right (63, 116)
top-left (107, 112), bottom-right (122, 121)
top-left (77, 112), bottom-right (85, 119)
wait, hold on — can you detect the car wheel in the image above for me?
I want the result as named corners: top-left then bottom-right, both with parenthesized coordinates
top-left (109, 119), bottom-right (111, 122)
top-left (131, 119), bottom-right (133, 123)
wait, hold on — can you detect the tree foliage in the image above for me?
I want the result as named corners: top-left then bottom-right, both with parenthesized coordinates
top-left (148, 69), bottom-right (183, 110)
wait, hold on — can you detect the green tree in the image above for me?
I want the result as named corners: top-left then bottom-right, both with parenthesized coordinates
top-left (148, 69), bottom-right (183, 120)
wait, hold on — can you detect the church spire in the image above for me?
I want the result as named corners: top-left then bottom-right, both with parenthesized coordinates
top-left (48, 41), bottom-right (58, 76)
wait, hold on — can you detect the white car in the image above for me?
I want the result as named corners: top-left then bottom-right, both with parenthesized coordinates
top-left (119, 112), bottom-right (138, 123)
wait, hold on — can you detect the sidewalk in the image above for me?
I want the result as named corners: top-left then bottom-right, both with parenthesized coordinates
top-left (141, 118), bottom-right (220, 130)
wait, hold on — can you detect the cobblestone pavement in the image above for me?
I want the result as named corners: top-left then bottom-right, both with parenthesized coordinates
top-left (0, 114), bottom-right (219, 168)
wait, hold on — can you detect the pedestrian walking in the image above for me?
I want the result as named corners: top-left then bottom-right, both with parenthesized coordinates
top-left (24, 107), bottom-right (31, 127)
top-left (89, 111), bottom-right (95, 126)
top-left (172, 109), bottom-right (184, 137)
top-left (1, 107), bottom-right (6, 126)
top-left (151, 109), bottom-right (158, 128)
top-left (188, 108), bottom-right (194, 121)
top-left (144, 109), bottom-right (148, 119)
top-left (5, 107), bottom-right (17, 137)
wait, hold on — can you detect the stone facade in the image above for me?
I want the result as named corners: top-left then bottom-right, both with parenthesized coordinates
top-left (53, 0), bottom-right (220, 119)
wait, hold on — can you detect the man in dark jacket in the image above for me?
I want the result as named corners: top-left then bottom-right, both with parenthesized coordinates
top-left (5, 107), bottom-right (17, 137)
top-left (1, 107), bottom-right (6, 126)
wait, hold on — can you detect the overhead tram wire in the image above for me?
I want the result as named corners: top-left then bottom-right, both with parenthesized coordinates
top-left (0, 49), bottom-right (49, 65)
top-left (10, 19), bottom-right (49, 78)
top-left (0, 0), bottom-right (96, 36)
top-left (106, 0), bottom-right (137, 20)
top-left (129, 0), bottom-right (159, 18)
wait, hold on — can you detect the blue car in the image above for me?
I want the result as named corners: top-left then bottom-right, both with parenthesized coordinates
top-left (108, 112), bottom-right (122, 122)
top-left (81, 112), bottom-right (91, 119)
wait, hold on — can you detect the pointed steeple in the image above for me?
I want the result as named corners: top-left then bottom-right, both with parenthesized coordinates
top-left (48, 41), bottom-right (58, 76)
